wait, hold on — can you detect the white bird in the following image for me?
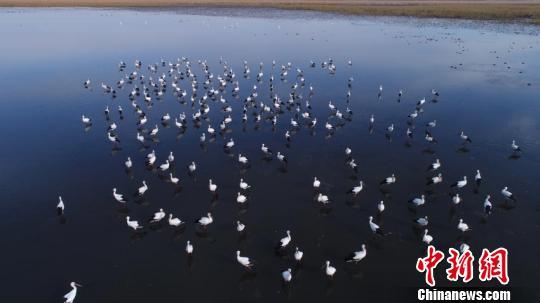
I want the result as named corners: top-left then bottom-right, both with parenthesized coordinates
top-left (425, 132), bottom-right (437, 143)
top-left (236, 221), bottom-right (246, 232)
top-left (261, 143), bottom-right (272, 155)
top-left (159, 160), bottom-right (170, 171)
top-left (197, 213), bottom-right (213, 226)
top-left (64, 282), bottom-right (82, 303)
top-left (501, 186), bottom-right (516, 201)
top-left (475, 169), bottom-right (482, 185)
top-left (225, 138), bottom-right (235, 149)
top-left (237, 192), bottom-right (247, 203)
top-left (279, 230), bottom-right (292, 248)
top-left (460, 243), bottom-right (470, 253)
top-left (348, 159), bottom-right (358, 171)
top-left (457, 218), bottom-right (470, 232)
top-left (138, 181), bottom-right (148, 196)
top-left (451, 176), bottom-right (467, 188)
top-left (309, 118), bottom-right (317, 128)
top-left (345, 147), bottom-right (352, 156)
top-left (328, 101), bottom-right (335, 111)
top-left (169, 173), bottom-right (179, 185)
top-left (150, 124), bottom-right (159, 136)
top-left (81, 115), bottom-right (91, 125)
top-left (174, 118), bottom-right (183, 128)
top-left (427, 173), bottom-right (443, 185)
top-left (325, 122), bottom-right (333, 130)
top-left (168, 151), bottom-right (175, 163)
top-left (126, 216), bottom-right (142, 230)
top-left (125, 157), bottom-right (132, 169)
top-left (380, 174), bottom-right (396, 185)
top-left (346, 244), bottom-right (367, 262)
top-left (146, 150), bottom-right (155, 160)
top-left (113, 188), bottom-right (125, 203)
top-left (386, 124), bottom-right (394, 133)
top-left (317, 193), bottom-right (330, 204)
top-left (429, 159), bottom-right (441, 171)
top-left (409, 195), bottom-right (425, 206)
top-left (107, 132), bottom-right (120, 143)
top-left (460, 131), bottom-right (472, 143)
top-left (285, 130), bottom-right (291, 141)
top-left (313, 177), bottom-right (321, 189)
top-left (452, 193), bottom-right (461, 205)
top-left (324, 260), bottom-right (337, 278)
top-left (186, 240), bottom-right (193, 255)
top-left (282, 268), bottom-right (292, 282)
top-left (108, 122), bottom-right (117, 131)
top-left (239, 178), bottom-right (251, 190)
top-left (290, 118), bottom-right (298, 128)
top-left (423, 229), bottom-right (433, 244)
top-left (136, 132), bottom-right (145, 143)
top-left (208, 179), bottom-right (217, 193)
top-left (369, 114), bottom-right (375, 124)
top-left (277, 152), bottom-right (287, 163)
top-left (368, 216), bottom-right (381, 234)
top-left (378, 201), bottom-right (385, 213)
top-left (416, 216), bottom-right (429, 226)
top-left (138, 116), bottom-right (147, 126)
top-left (168, 214), bottom-right (184, 227)
top-left (236, 250), bottom-right (253, 268)
top-left (348, 181), bottom-right (364, 195)
top-left (150, 208), bottom-right (166, 223)
top-left (294, 247), bottom-right (303, 262)
top-left (147, 154), bottom-right (156, 166)
top-left (238, 154), bottom-right (248, 165)
top-left (57, 196), bottom-right (65, 215)
top-left (484, 195), bottom-right (493, 214)
top-left (511, 140), bottom-right (521, 152)
top-left (188, 161), bottom-right (197, 173)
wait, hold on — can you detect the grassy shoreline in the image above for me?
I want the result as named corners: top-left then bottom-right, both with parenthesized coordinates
top-left (1, 1), bottom-right (539, 24)
top-left (275, 3), bottom-right (540, 24)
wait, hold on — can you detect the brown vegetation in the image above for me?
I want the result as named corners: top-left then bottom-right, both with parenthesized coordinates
top-left (1, 0), bottom-right (539, 24)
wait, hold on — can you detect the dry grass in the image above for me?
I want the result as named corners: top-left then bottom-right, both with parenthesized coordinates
top-left (1, 0), bottom-right (539, 24)
top-left (275, 3), bottom-right (540, 23)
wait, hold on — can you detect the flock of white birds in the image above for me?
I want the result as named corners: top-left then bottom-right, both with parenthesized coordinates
top-left (57, 57), bottom-right (522, 302)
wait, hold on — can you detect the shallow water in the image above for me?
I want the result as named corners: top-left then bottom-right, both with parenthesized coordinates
top-left (0, 7), bottom-right (539, 303)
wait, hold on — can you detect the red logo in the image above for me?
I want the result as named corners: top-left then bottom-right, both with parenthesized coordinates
top-left (446, 248), bottom-right (474, 283)
top-left (416, 245), bottom-right (445, 287)
top-left (479, 248), bottom-right (509, 285)
top-left (416, 246), bottom-right (509, 286)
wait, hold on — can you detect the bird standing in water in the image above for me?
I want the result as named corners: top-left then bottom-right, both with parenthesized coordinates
top-left (63, 282), bottom-right (82, 303)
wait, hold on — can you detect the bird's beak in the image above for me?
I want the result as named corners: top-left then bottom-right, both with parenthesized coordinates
top-left (76, 283), bottom-right (83, 287)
